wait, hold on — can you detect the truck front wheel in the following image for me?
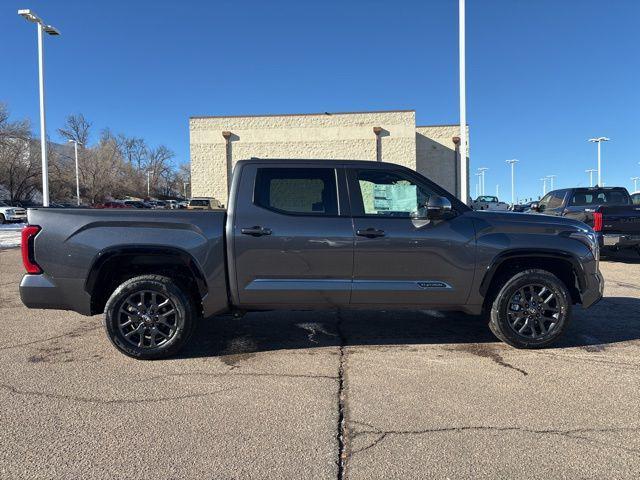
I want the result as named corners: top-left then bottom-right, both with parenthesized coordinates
top-left (488, 269), bottom-right (571, 348)
top-left (104, 275), bottom-right (198, 360)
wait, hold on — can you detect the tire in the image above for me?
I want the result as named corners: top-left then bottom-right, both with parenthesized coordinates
top-left (488, 269), bottom-right (571, 349)
top-left (103, 275), bottom-right (198, 360)
top-left (0, 214), bottom-right (5, 225)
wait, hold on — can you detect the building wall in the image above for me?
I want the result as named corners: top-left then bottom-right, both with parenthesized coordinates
top-left (190, 111), bottom-right (417, 205)
top-left (415, 125), bottom-right (469, 197)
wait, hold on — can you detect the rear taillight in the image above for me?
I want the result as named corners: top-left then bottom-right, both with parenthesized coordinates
top-left (593, 212), bottom-right (603, 232)
top-left (21, 225), bottom-right (42, 274)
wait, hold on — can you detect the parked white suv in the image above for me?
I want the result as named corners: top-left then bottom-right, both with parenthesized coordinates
top-left (0, 200), bottom-right (27, 224)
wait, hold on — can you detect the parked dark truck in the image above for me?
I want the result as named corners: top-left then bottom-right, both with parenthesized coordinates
top-left (20, 160), bottom-right (603, 359)
top-left (530, 187), bottom-right (640, 253)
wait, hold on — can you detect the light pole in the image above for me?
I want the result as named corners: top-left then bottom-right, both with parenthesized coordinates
top-left (477, 167), bottom-right (488, 195)
top-left (632, 177), bottom-right (640, 192)
top-left (539, 177), bottom-right (548, 196)
top-left (588, 137), bottom-right (610, 186)
top-left (147, 170), bottom-right (154, 197)
top-left (18, 9), bottom-right (60, 207)
top-left (546, 175), bottom-right (557, 191)
top-left (585, 169), bottom-right (597, 187)
top-left (67, 140), bottom-right (82, 205)
top-left (183, 181), bottom-right (189, 199)
top-left (475, 172), bottom-right (481, 199)
top-left (506, 159), bottom-right (518, 206)
top-left (458, 0), bottom-right (468, 203)
top-left (496, 184), bottom-right (499, 198)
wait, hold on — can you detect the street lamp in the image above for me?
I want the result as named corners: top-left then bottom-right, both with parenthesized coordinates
top-left (477, 167), bottom-right (488, 195)
top-left (539, 177), bottom-right (548, 196)
top-left (474, 172), bottom-right (482, 198)
top-left (588, 137), bottom-right (610, 186)
top-left (18, 9), bottom-right (60, 207)
top-left (147, 170), bottom-right (154, 197)
top-left (585, 169), bottom-right (597, 187)
top-left (546, 175), bottom-right (557, 191)
top-left (505, 159), bottom-right (519, 206)
top-left (183, 181), bottom-right (189, 199)
top-left (67, 140), bottom-right (82, 205)
top-left (632, 177), bottom-right (640, 192)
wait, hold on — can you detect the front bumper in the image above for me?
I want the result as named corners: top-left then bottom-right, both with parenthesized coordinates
top-left (3, 212), bottom-right (26, 222)
top-left (598, 233), bottom-right (640, 249)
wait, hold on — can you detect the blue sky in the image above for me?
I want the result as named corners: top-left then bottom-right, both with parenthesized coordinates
top-left (2, 0), bottom-right (639, 200)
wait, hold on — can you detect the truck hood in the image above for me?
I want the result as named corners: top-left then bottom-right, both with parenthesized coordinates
top-left (468, 210), bottom-right (591, 233)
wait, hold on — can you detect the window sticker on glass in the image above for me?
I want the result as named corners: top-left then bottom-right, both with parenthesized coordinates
top-left (373, 184), bottom-right (417, 212)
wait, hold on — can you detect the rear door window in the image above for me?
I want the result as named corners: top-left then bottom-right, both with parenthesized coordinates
top-left (254, 167), bottom-right (339, 216)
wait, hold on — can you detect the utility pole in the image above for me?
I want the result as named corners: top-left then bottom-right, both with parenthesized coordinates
top-left (506, 159), bottom-right (518, 206)
top-left (458, 0), bottom-right (468, 203)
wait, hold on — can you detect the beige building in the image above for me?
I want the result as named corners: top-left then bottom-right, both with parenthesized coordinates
top-left (189, 109), bottom-right (468, 206)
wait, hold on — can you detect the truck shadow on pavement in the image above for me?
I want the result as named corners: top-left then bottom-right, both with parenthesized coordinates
top-left (179, 297), bottom-right (640, 360)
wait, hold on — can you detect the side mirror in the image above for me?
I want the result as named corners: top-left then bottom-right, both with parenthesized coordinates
top-left (530, 202), bottom-right (540, 212)
top-left (412, 195), bottom-right (452, 220)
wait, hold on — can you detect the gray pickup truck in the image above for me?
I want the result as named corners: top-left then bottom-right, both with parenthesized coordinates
top-left (20, 159), bottom-right (603, 359)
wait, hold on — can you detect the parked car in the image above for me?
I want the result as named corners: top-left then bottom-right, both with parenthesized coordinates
top-left (178, 201), bottom-right (189, 209)
top-left (530, 187), bottom-right (640, 252)
top-left (20, 159), bottom-right (603, 359)
top-left (511, 202), bottom-right (534, 213)
top-left (123, 200), bottom-right (150, 209)
top-left (93, 201), bottom-right (132, 209)
top-left (165, 200), bottom-right (179, 210)
top-left (471, 195), bottom-right (509, 211)
top-left (188, 197), bottom-right (222, 210)
top-left (0, 200), bottom-right (27, 224)
top-left (631, 191), bottom-right (640, 205)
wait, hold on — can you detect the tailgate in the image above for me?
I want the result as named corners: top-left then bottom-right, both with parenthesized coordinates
top-left (598, 205), bottom-right (640, 234)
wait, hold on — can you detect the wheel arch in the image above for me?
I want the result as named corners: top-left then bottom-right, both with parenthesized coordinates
top-left (86, 246), bottom-right (208, 315)
top-left (480, 249), bottom-right (585, 307)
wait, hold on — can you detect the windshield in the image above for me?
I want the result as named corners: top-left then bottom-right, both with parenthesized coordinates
top-left (570, 188), bottom-right (630, 206)
top-left (477, 196), bottom-right (498, 203)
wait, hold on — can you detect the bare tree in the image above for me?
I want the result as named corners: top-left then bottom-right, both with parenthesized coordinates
top-left (57, 113), bottom-right (91, 146)
top-left (117, 135), bottom-right (147, 170)
top-left (0, 103), bottom-right (41, 203)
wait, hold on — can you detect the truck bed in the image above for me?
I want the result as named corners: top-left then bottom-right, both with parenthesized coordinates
top-left (20, 208), bottom-right (229, 317)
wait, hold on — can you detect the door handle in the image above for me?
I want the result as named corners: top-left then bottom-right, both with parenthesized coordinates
top-left (241, 226), bottom-right (272, 237)
top-left (356, 228), bottom-right (386, 238)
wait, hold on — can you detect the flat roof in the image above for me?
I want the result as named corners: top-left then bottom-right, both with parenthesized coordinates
top-left (190, 109), bottom-right (415, 120)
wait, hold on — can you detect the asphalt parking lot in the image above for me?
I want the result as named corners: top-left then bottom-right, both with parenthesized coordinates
top-left (1, 246), bottom-right (639, 479)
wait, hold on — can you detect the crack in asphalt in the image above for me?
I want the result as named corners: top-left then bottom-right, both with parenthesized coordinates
top-left (0, 382), bottom-right (238, 405)
top-left (141, 370), bottom-right (338, 382)
top-left (453, 344), bottom-right (528, 376)
top-left (348, 423), bottom-right (640, 457)
top-left (335, 312), bottom-right (347, 480)
top-left (0, 323), bottom-right (100, 352)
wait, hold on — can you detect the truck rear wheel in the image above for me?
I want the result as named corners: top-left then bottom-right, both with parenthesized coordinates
top-left (488, 269), bottom-right (571, 349)
top-left (103, 275), bottom-right (198, 360)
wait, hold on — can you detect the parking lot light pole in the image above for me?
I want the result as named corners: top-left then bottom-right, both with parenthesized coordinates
top-left (632, 177), bottom-right (640, 192)
top-left (539, 177), bottom-right (548, 196)
top-left (458, 0), bottom-right (468, 203)
top-left (18, 9), bottom-right (60, 207)
top-left (546, 175), bottom-right (557, 191)
top-left (506, 159), bottom-right (518, 206)
top-left (477, 167), bottom-right (488, 195)
top-left (147, 170), bottom-right (154, 197)
top-left (588, 137), bottom-right (610, 186)
top-left (67, 139), bottom-right (82, 205)
top-left (585, 169), bottom-right (597, 187)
